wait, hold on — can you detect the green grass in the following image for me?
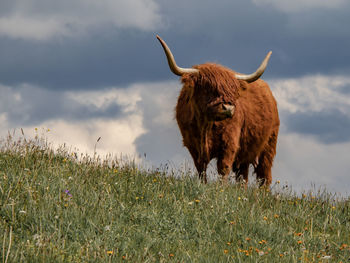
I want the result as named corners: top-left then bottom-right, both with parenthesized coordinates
top-left (0, 135), bottom-right (349, 262)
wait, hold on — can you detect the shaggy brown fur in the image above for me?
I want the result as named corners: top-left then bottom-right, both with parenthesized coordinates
top-left (176, 63), bottom-right (279, 186)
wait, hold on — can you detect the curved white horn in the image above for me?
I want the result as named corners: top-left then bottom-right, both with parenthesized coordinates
top-left (157, 35), bottom-right (199, 76)
top-left (235, 51), bottom-right (272, 83)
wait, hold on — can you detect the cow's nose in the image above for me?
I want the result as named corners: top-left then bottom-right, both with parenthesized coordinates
top-left (222, 104), bottom-right (235, 116)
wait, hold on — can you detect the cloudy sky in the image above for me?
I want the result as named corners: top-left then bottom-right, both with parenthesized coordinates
top-left (1, 0), bottom-right (350, 195)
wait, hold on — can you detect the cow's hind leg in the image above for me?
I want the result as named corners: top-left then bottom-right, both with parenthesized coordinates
top-left (255, 132), bottom-right (277, 187)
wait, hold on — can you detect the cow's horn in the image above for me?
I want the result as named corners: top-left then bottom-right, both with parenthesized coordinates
top-left (157, 35), bottom-right (199, 76)
top-left (235, 51), bottom-right (272, 83)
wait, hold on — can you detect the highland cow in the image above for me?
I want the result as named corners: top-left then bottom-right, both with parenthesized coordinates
top-left (157, 35), bottom-right (279, 186)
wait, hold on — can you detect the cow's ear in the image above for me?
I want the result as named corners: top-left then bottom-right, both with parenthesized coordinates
top-left (238, 80), bottom-right (248, 92)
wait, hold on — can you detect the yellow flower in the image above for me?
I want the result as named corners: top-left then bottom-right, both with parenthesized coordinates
top-left (259, 240), bottom-right (267, 244)
top-left (224, 249), bottom-right (229, 254)
top-left (107, 250), bottom-right (113, 255)
top-left (135, 197), bottom-right (139, 200)
top-left (276, 180), bottom-right (280, 184)
top-left (274, 214), bottom-right (279, 218)
top-left (195, 199), bottom-right (200, 203)
top-left (237, 196), bottom-right (241, 200)
top-left (263, 216), bottom-right (268, 221)
top-left (226, 242), bottom-right (231, 246)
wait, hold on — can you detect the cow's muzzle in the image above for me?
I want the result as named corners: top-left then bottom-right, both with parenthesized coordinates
top-left (222, 103), bottom-right (235, 118)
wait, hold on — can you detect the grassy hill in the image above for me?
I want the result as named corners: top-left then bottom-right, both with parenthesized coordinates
top-left (0, 135), bottom-right (349, 262)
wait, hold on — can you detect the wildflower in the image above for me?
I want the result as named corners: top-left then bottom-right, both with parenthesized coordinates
top-left (135, 196), bottom-right (139, 200)
top-left (259, 240), bottom-right (267, 244)
top-left (274, 214), bottom-right (279, 218)
top-left (331, 206), bottom-right (336, 210)
top-left (302, 194), bottom-right (307, 198)
top-left (245, 237), bottom-right (251, 241)
top-left (47, 128), bottom-right (50, 132)
top-left (294, 232), bottom-right (303, 236)
top-left (263, 216), bottom-right (268, 221)
top-left (169, 253), bottom-right (174, 257)
top-left (224, 250), bottom-right (229, 254)
top-left (229, 221), bottom-right (235, 225)
top-left (226, 242), bottom-right (231, 246)
top-left (107, 250), bottom-right (113, 255)
top-left (64, 203), bottom-right (68, 207)
top-left (238, 196), bottom-right (241, 200)
top-left (276, 180), bottom-right (280, 184)
top-left (258, 251), bottom-right (265, 256)
top-left (195, 199), bottom-right (200, 203)
top-left (64, 189), bottom-right (72, 197)
top-left (297, 241), bottom-right (303, 244)
top-left (19, 210), bottom-right (26, 214)
top-left (158, 194), bottom-right (164, 198)
top-left (153, 178), bottom-right (157, 182)
top-left (35, 128), bottom-right (38, 131)
top-left (279, 254), bottom-right (284, 257)
top-left (188, 201), bottom-right (194, 205)
top-left (340, 244), bottom-right (348, 250)
top-left (104, 225), bottom-right (111, 231)
top-left (122, 255), bottom-right (126, 260)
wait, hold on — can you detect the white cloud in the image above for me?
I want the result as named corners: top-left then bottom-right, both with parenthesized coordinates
top-left (274, 133), bottom-right (350, 196)
top-left (0, 0), bottom-right (162, 41)
top-left (270, 74), bottom-right (350, 115)
top-left (253, 0), bottom-right (346, 13)
top-left (0, 83), bottom-right (146, 158)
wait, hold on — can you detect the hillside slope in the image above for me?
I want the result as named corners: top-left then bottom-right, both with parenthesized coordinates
top-left (0, 136), bottom-right (349, 262)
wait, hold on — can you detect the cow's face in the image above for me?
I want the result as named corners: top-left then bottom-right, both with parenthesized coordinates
top-left (191, 83), bottom-right (236, 121)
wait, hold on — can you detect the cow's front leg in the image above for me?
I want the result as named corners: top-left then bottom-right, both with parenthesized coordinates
top-left (194, 160), bottom-right (208, 184)
top-left (217, 155), bottom-right (235, 184)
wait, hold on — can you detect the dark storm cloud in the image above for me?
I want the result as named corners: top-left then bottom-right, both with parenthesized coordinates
top-left (283, 109), bottom-right (350, 144)
top-left (1, 1), bottom-right (350, 90)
